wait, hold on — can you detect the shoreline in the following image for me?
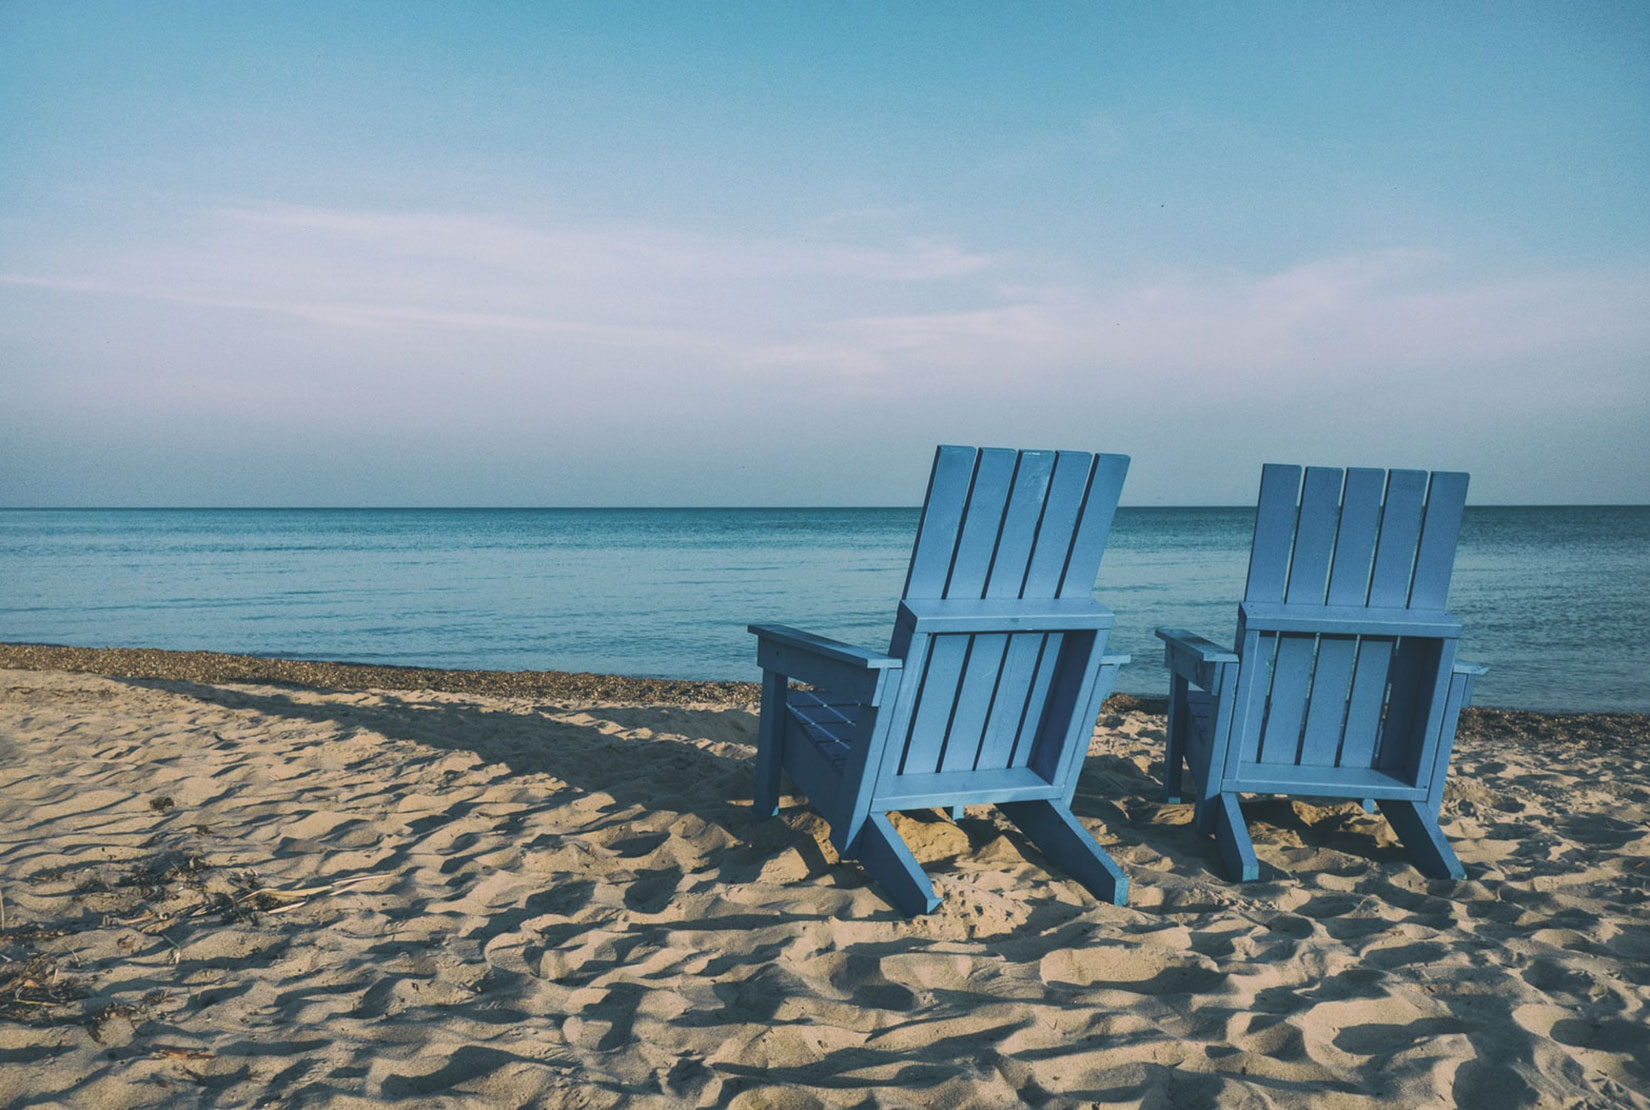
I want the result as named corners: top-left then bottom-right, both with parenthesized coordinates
top-left (0, 640), bottom-right (763, 709)
top-left (0, 640), bottom-right (1165, 715)
top-left (2, 640), bottom-right (1646, 744)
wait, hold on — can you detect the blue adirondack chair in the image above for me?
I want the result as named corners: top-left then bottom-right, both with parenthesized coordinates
top-left (749, 445), bottom-right (1132, 915)
top-left (1158, 464), bottom-right (1487, 882)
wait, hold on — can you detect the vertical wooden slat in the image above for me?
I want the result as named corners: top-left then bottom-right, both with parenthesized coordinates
top-left (1057, 452), bottom-right (1129, 598)
top-left (1409, 471), bottom-right (1469, 609)
top-left (1008, 633), bottom-right (1062, 767)
top-left (943, 448), bottom-right (1020, 599)
top-left (939, 633), bottom-right (1008, 772)
top-left (1298, 636), bottom-right (1357, 766)
top-left (1338, 637), bottom-right (1393, 769)
top-left (1030, 632), bottom-right (1098, 783)
top-left (902, 446), bottom-right (979, 601)
top-left (1244, 464), bottom-right (1302, 603)
top-left (1401, 638), bottom-right (1456, 783)
top-left (1057, 643), bottom-right (1120, 805)
top-left (975, 633), bottom-right (1044, 770)
top-left (1284, 467), bottom-right (1344, 604)
top-left (1259, 634), bottom-right (1315, 764)
top-left (1231, 628), bottom-right (1274, 766)
top-left (984, 450), bottom-right (1056, 598)
top-left (1368, 470), bottom-right (1428, 607)
top-left (1021, 453), bottom-right (1096, 598)
top-left (861, 630), bottom-right (930, 821)
top-left (900, 634), bottom-right (970, 774)
top-left (1376, 638), bottom-right (1430, 772)
top-left (1327, 468), bottom-right (1386, 606)
top-left (1424, 659), bottom-right (1476, 809)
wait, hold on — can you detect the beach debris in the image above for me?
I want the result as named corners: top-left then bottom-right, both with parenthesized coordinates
top-left (152, 1046), bottom-right (214, 1061)
top-left (84, 994), bottom-right (163, 1043)
top-left (0, 938), bottom-right (88, 1026)
top-left (237, 873), bottom-right (378, 915)
top-left (2, 842), bottom-right (385, 1033)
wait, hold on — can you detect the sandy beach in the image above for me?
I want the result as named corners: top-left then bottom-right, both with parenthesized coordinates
top-left (1, 645), bottom-right (1646, 1108)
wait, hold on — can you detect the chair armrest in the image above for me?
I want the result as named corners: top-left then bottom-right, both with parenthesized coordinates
top-left (748, 624), bottom-right (901, 668)
top-left (1448, 660), bottom-right (1487, 713)
top-left (898, 597), bottom-right (1115, 634)
top-left (1156, 628), bottom-right (1238, 690)
top-left (1100, 653), bottom-right (1130, 667)
top-left (749, 624), bottom-right (903, 704)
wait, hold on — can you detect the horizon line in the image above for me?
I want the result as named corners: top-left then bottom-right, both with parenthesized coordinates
top-left (4, 503), bottom-right (1648, 512)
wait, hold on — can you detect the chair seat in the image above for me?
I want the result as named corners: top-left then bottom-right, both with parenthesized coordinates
top-left (1184, 687), bottom-right (1419, 796)
top-left (1184, 688), bottom-right (1214, 741)
top-left (785, 689), bottom-right (860, 769)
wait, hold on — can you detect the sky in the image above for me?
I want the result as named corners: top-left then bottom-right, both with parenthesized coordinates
top-left (2, 2), bottom-right (1647, 506)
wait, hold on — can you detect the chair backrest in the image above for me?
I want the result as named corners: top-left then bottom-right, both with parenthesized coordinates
top-left (1231, 465), bottom-right (1469, 782)
top-left (901, 446), bottom-right (1129, 605)
top-left (1244, 464), bottom-right (1468, 610)
top-left (883, 446), bottom-right (1128, 781)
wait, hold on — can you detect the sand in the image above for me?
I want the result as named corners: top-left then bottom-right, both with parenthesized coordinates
top-left (1, 654), bottom-right (1647, 1108)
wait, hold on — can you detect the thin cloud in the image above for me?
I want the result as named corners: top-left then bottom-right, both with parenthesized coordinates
top-left (0, 272), bottom-right (721, 351)
top-left (751, 250), bottom-right (1650, 402)
top-left (6, 204), bottom-right (1646, 409)
top-left (2, 202), bottom-right (994, 362)
top-left (216, 203), bottom-right (994, 283)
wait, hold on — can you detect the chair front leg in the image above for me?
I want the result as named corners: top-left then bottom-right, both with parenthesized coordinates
top-left (753, 669), bottom-right (787, 818)
top-left (1164, 673), bottom-right (1190, 804)
top-left (1214, 794), bottom-right (1260, 882)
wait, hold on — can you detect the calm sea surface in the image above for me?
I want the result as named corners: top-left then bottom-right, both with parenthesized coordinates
top-left (2, 507), bottom-right (1645, 712)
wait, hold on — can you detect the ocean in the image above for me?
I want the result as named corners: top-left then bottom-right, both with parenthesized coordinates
top-left (2, 506), bottom-right (1645, 712)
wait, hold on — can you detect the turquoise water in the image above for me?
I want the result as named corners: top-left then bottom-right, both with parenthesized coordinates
top-left (2, 506), bottom-right (1645, 712)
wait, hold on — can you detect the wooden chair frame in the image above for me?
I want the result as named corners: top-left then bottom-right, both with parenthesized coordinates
top-left (751, 445), bottom-right (1131, 914)
top-left (1159, 464), bottom-right (1486, 882)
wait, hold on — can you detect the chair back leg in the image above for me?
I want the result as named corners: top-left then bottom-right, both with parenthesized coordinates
top-left (855, 813), bottom-right (941, 915)
top-left (1000, 800), bottom-right (1129, 906)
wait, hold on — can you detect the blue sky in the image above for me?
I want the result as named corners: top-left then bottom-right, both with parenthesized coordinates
top-left (3, 2), bottom-right (1646, 505)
